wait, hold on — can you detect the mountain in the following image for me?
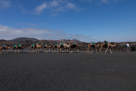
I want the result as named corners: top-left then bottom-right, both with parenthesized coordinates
top-left (7, 37), bottom-right (82, 44)
top-left (0, 39), bottom-right (7, 42)
top-left (10, 37), bottom-right (39, 42)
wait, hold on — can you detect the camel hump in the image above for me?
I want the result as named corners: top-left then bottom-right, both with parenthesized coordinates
top-left (31, 44), bottom-right (35, 47)
top-left (61, 42), bottom-right (64, 45)
top-left (3, 45), bottom-right (6, 47)
top-left (104, 41), bottom-right (108, 44)
top-left (18, 44), bottom-right (21, 47)
top-left (111, 42), bottom-right (115, 45)
top-left (55, 43), bottom-right (58, 46)
top-left (91, 42), bottom-right (95, 45)
top-left (74, 42), bottom-right (77, 45)
top-left (43, 44), bottom-right (47, 46)
top-left (14, 45), bottom-right (17, 47)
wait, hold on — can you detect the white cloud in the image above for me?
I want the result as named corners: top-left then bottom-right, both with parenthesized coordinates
top-left (66, 3), bottom-right (76, 9)
top-left (33, 0), bottom-right (82, 15)
top-left (101, 0), bottom-right (109, 4)
top-left (0, 0), bottom-right (11, 9)
top-left (80, 0), bottom-right (92, 3)
top-left (34, 2), bottom-right (47, 14)
top-left (0, 25), bottom-right (90, 41)
top-left (55, 7), bottom-right (64, 12)
top-left (49, 0), bottom-right (59, 7)
top-left (100, 0), bottom-right (123, 4)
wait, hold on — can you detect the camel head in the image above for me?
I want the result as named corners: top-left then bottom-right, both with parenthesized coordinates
top-left (7, 45), bottom-right (12, 48)
top-left (69, 42), bottom-right (73, 45)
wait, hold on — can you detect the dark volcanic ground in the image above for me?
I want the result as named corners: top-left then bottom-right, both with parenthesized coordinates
top-left (0, 52), bottom-right (136, 91)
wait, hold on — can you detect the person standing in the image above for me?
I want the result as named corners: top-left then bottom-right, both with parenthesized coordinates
top-left (126, 43), bottom-right (130, 53)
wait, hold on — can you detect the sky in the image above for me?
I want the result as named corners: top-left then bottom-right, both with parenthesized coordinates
top-left (0, 0), bottom-right (136, 42)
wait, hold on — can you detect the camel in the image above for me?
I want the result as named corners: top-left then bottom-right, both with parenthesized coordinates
top-left (30, 43), bottom-right (37, 52)
top-left (42, 44), bottom-right (53, 53)
top-left (17, 44), bottom-right (27, 53)
top-left (36, 43), bottom-right (43, 53)
top-left (99, 41), bottom-right (117, 54)
top-left (59, 42), bottom-right (71, 53)
top-left (86, 42), bottom-right (100, 54)
top-left (2, 45), bottom-right (11, 53)
top-left (52, 43), bottom-right (61, 53)
top-left (0, 46), bottom-right (3, 53)
top-left (70, 42), bottom-right (83, 53)
top-left (12, 44), bottom-right (26, 53)
top-left (12, 44), bottom-right (18, 53)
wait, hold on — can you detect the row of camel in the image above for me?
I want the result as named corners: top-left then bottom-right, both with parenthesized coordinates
top-left (30, 42), bottom-right (83, 53)
top-left (0, 41), bottom-right (116, 54)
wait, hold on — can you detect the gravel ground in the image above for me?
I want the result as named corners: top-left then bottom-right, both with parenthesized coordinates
top-left (0, 52), bottom-right (136, 91)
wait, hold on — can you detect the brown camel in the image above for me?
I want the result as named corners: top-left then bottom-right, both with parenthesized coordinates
top-left (17, 44), bottom-right (27, 53)
top-left (36, 43), bottom-right (43, 53)
top-left (12, 44), bottom-right (26, 53)
top-left (52, 43), bottom-right (61, 53)
top-left (42, 44), bottom-right (53, 53)
top-left (12, 44), bottom-right (18, 53)
top-left (30, 43), bottom-right (37, 52)
top-left (0, 46), bottom-right (3, 53)
top-left (59, 42), bottom-right (71, 53)
top-left (2, 45), bottom-right (11, 53)
top-left (70, 42), bottom-right (83, 53)
top-left (99, 41), bottom-right (116, 54)
top-left (86, 42), bottom-right (100, 54)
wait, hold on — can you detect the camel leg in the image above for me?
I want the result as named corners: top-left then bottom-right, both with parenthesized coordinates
top-left (109, 49), bottom-right (112, 54)
top-left (57, 48), bottom-right (59, 53)
top-left (38, 48), bottom-right (40, 53)
top-left (37, 48), bottom-right (39, 53)
top-left (91, 49), bottom-right (93, 54)
top-left (12, 48), bottom-right (13, 53)
top-left (65, 49), bottom-right (66, 53)
top-left (61, 49), bottom-right (63, 53)
top-left (105, 47), bottom-right (109, 54)
top-left (77, 49), bottom-right (79, 53)
top-left (35, 48), bottom-right (36, 53)
top-left (86, 48), bottom-right (88, 53)
top-left (96, 48), bottom-right (98, 54)
top-left (87, 48), bottom-right (90, 54)
top-left (71, 49), bottom-right (72, 53)
top-left (99, 48), bottom-right (102, 53)
top-left (43, 48), bottom-right (44, 53)
top-left (67, 49), bottom-right (69, 53)
top-left (7, 49), bottom-right (8, 53)
top-left (13, 49), bottom-right (15, 53)
top-left (54, 48), bottom-right (57, 52)
top-left (49, 49), bottom-right (50, 53)
top-left (40, 48), bottom-right (41, 53)
top-left (35, 49), bottom-right (36, 53)
top-left (0, 49), bottom-right (2, 54)
top-left (51, 48), bottom-right (53, 52)
top-left (42, 48), bottom-right (44, 53)
top-left (60, 48), bottom-right (61, 53)
top-left (45, 48), bottom-right (46, 53)
top-left (36, 48), bottom-right (38, 53)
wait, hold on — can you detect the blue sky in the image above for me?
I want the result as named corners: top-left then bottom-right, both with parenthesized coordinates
top-left (0, 0), bottom-right (136, 42)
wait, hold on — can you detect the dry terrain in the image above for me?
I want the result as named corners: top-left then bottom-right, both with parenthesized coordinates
top-left (0, 52), bottom-right (136, 91)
